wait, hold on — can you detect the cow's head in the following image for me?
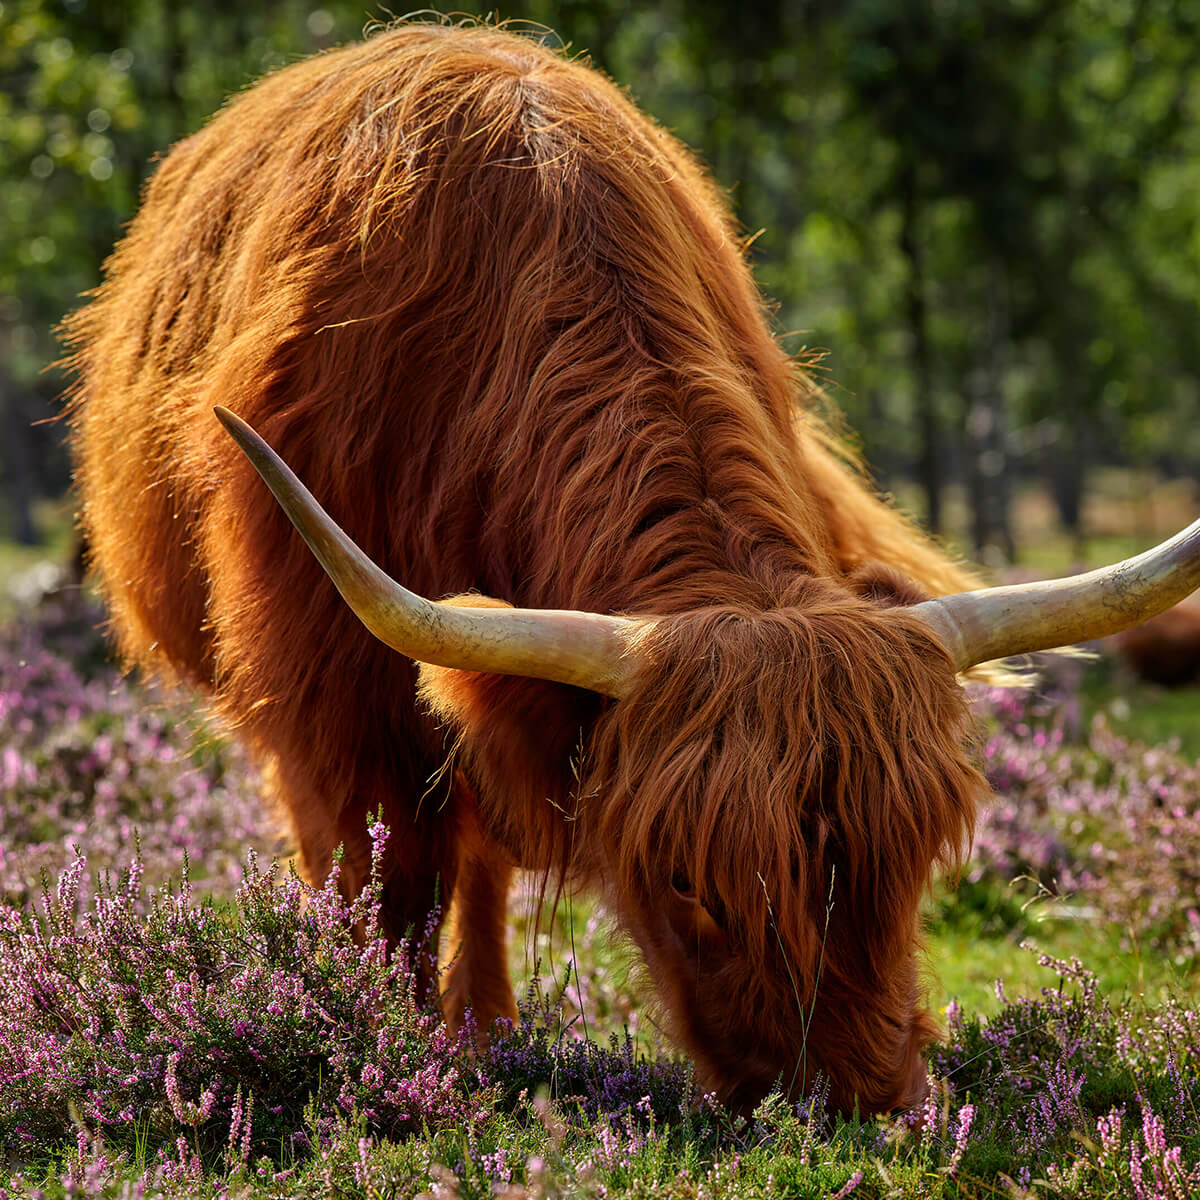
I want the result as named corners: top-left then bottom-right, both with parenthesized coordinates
top-left (216, 405), bottom-right (1200, 1113)
top-left (573, 594), bottom-right (980, 1114)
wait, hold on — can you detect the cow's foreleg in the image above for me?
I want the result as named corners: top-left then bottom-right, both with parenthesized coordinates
top-left (441, 792), bottom-right (517, 1042)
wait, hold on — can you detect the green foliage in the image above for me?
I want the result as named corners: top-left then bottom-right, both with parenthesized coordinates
top-left (6, 0), bottom-right (1200, 550)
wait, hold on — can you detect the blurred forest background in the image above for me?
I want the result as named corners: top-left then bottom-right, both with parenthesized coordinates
top-left (3, 0), bottom-right (1200, 572)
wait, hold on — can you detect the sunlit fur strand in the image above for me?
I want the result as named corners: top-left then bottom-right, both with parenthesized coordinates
top-left (68, 20), bottom-right (986, 1111)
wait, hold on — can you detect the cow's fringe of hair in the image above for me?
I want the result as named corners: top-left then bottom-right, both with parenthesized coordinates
top-left (587, 581), bottom-right (985, 975)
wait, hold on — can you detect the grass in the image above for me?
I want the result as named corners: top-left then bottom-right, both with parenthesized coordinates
top-left (1076, 655), bottom-right (1200, 760)
top-left (926, 886), bottom-right (1200, 1018)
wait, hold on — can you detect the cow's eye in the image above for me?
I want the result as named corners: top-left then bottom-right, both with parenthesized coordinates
top-left (671, 870), bottom-right (694, 897)
top-left (705, 891), bottom-right (730, 931)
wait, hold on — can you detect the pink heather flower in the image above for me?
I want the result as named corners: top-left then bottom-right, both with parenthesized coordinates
top-left (1142, 1108), bottom-right (1167, 1158)
top-left (1130, 1140), bottom-right (1146, 1200)
top-left (595, 1123), bottom-right (620, 1169)
top-left (1097, 1109), bottom-right (1123, 1161)
top-left (830, 1170), bottom-right (863, 1199)
top-left (225, 1085), bottom-right (253, 1173)
top-left (480, 1149), bottom-right (511, 1185)
top-left (1160, 1146), bottom-right (1188, 1193)
top-left (918, 1073), bottom-right (940, 1136)
top-left (947, 1104), bottom-right (975, 1176)
top-left (944, 999), bottom-right (962, 1035)
top-left (226, 1087), bottom-right (245, 1160)
top-left (354, 1138), bottom-right (371, 1188)
top-left (164, 1052), bottom-right (215, 1126)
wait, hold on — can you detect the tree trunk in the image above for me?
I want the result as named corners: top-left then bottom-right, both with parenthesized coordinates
top-left (0, 365), bottom-right (38, 546)
top-left (1046, 421), bottom-right (1088, 560)
top-left (1043, 36), bottom-right (1088, 560)
top-left (965, 263), bottom-right (1015, 564)
top-left (865, 387), bottom-right (893, 490)
top-left (899, 161), bottom-right (941, 534)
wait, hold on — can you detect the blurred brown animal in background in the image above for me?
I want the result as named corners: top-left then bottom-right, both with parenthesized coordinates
top-left (66, 21), bottom-right (1200, 1116)
top-left (1115, 596), bottom-right (1200, 687)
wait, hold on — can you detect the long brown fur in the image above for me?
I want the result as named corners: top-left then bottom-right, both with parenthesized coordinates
top-left (67, 19), bottom-right (987, 1114)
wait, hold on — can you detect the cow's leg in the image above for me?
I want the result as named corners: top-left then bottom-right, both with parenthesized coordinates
top-left (440, 779), bottom-right (517, 1040)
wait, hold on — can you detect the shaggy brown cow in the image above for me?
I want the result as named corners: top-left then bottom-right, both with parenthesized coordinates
top-left (67, 21), bottom-right (1200, 1115)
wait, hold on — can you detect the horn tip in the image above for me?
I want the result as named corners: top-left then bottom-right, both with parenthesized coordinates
top-left (213, 406), bottom-right (265, 463)
top-left (213, 405), bottom-right (242, 434)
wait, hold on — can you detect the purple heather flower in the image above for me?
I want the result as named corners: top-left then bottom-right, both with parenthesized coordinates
top-left (1097, 1108), bottom-right (1123, 1161)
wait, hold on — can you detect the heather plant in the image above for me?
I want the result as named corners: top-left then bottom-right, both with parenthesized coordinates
top-left (968, 663), bottom-right (1200, 965)
top-left (930, 949), bottom-right (1200, 1195)
top-left (0, 590), bottom-right (271, 909)
top-left (487, 975), bottom-right (696, 1124)
top-left (0, 826), bottom-right (720, 1197)
top-left (4, 830), bottom-right (1200, 1198)
top-left (0, 820), bottom-right (489, 1176)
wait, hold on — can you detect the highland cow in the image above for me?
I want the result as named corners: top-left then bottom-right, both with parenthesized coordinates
top-left (67, 21), bottom-right (1200, 1115)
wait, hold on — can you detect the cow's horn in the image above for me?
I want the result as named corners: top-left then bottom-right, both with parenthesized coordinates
top-left (214, 407), bottom-right (646, 699)
top-left (908, 516), bottom-right (1200, 671)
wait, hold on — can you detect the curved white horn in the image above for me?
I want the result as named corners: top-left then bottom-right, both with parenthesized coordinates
top-left (214, 407), bottom-right (646, 698)
top-left (909, 516), bottom-right (1200, 671)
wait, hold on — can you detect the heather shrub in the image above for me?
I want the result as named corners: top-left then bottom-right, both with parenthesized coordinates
top-left (930, 949), bottom-right (1200, 1194)
top-left (0, 821), bottom-right (490, 1171)
top-left (488, 975), bottom-right (697, 1124)
top-left (969, 662), bottom-right (1200, 964)
top-left (3, 829), bottom-right (1200, 1195)
top-left (0, 823), bottom-right (721, 1195)
top-left (0, 591), bottom-right (271, 908)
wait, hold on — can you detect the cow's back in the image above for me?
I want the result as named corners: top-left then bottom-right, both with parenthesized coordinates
top-left (69, 24), bottom-right (789, 717)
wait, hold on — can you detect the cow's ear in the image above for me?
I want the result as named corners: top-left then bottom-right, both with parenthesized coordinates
top-left (848, 563), bottom-right (930, 609)
top-left (415, 594), bottom-right (519, 730)
top-left (416, 597), bottom-right (606, 839)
